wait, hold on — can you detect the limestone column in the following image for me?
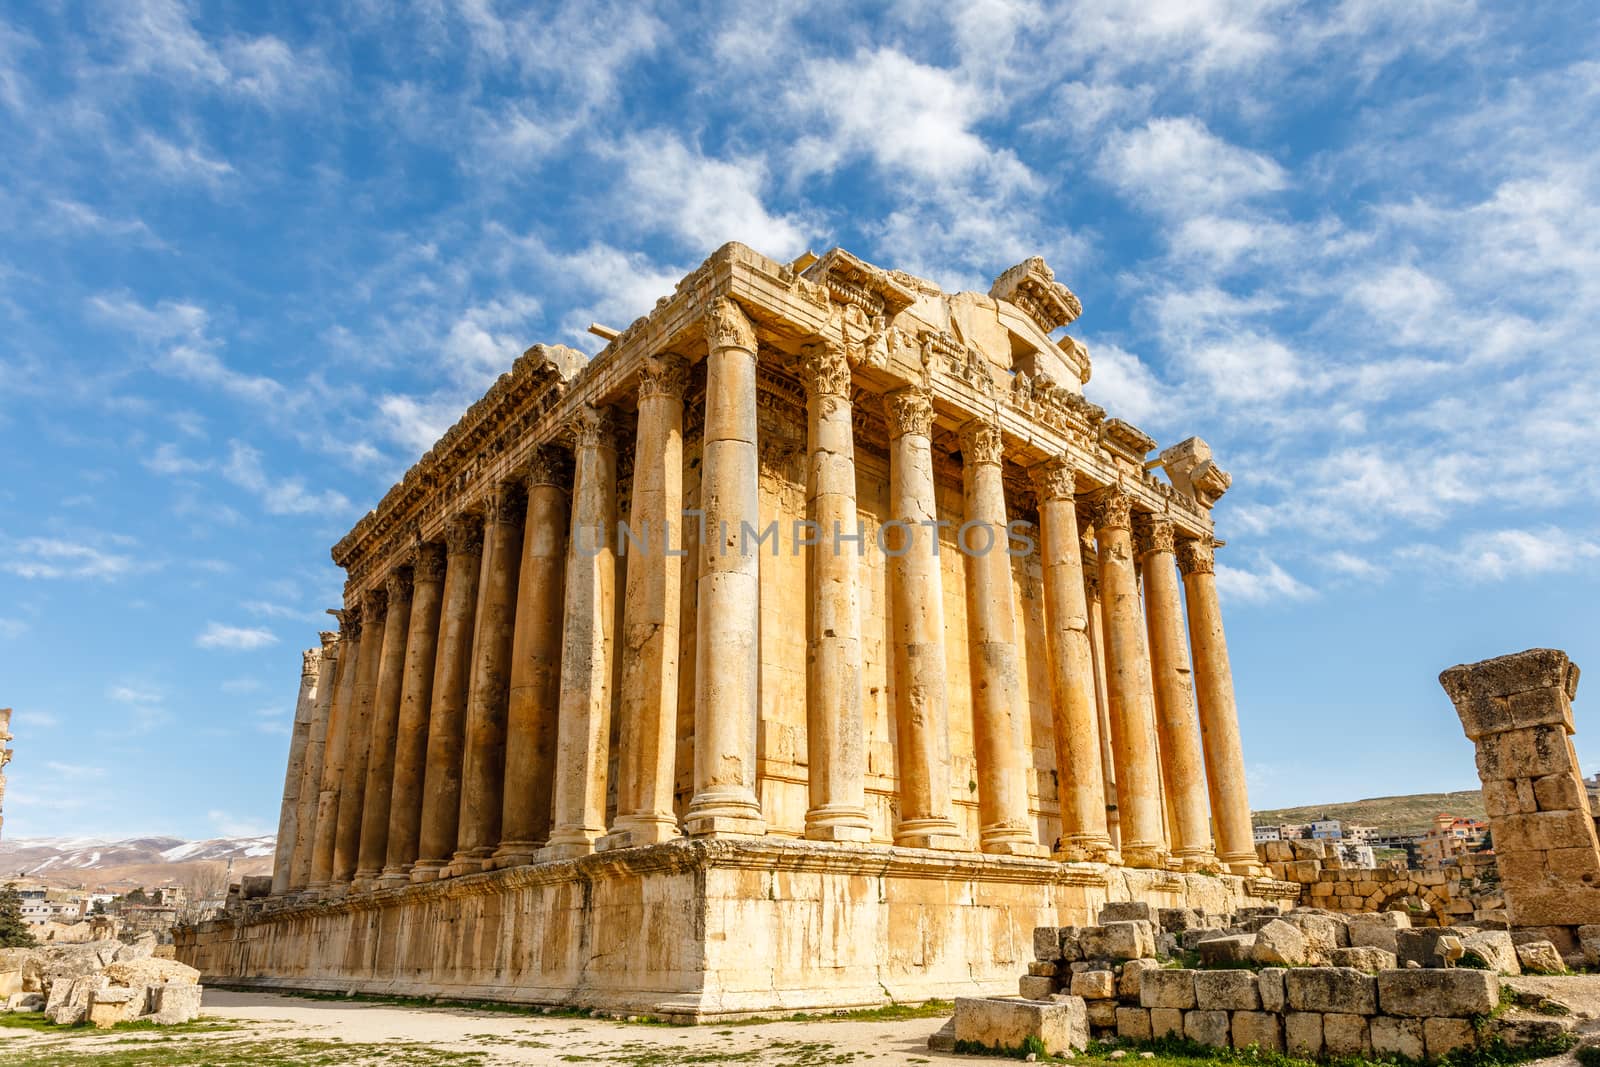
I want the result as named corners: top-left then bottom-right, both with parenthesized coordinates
top-left (1177, 537), bottom-right (1257, 874)
top-left (883, 388), bottom-right (960, 849)
top-left (271, 646), bottom-right (321, 895)
top-left (411, 514), bottom-right (484, 882)
top-left (447, 486), bottom-right (525, 875)
top-left (606, 355), bottom-right (689, 848)
top-left (798, 341), bottom-right (871, 842)
top-left (1031, 460), bottom-right (1115, 862)
top-left (1090, 489), bottom-right (1167, 869)
top-left (544, 406), bottom-right (620, 858)
top-left (958, 419), bottom-right (1044, 857)
top-left (684, 298), bottom-right (765, 838)
top-left (307, 604), bottom-right (359, 891)
top-left (1135, 516), bottom-right (1216, 871)
top-left (380, 542), bottom-right (446, 886)
top-left (332, 585), bottom-right (386, 887)
top-left (494, 449), bottom-right (572, 866)
top-left (353, 567), bottom-right (413, 889)
top-left (1082, 541), bottom-right (1121, 849)
top-left (289, 631), bottom-right (338, 890)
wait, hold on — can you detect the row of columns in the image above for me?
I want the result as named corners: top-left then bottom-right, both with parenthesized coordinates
top-left (276, 296), bottom-right (1258, 894)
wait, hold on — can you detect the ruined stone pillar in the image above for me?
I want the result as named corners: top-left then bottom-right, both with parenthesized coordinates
top-left (1441, 648), bottom-right (1600, 926)
top-left (684, 298), bottom-right (765, 839)
top-left (493, 450), bottom-right (571, 866)
top-left (289, 631), bottom-right (338, 890)
top-left (1135, 516), bottom-right (1216, 871)
top-left (1082, 541), bottom-right (1121, 849)
top-left (883, 387), bottom-right (960, 850)
top-left (1177, 537), bottom-right (1257, 874)
top-left (379, 542), bottom-right (445, 887)
top-left (410, 514), bottom-right (483, 882)
top-left (446, 485), bottom-right (526, 876)
top-left (543, 406), bottom-right (620, 858)
top-left (271, 646), bottom-right (321, 895)
top-left (307, 605), bottom-right (359, 891)
top-left (1090, 489), bottom-right (1167, 869)
top-left (605, 355), bottom-right (689, 849)
top-left (797, 341), bottom-right (871, 843)
top-left (332, 585), bottom-right (387, 888)
top-left (353, 567), bottom-right (413, 889)
top-left (958, 419), bottom-right (1044, 857)
top-left (1031, 459), bottom-right (1114, 863)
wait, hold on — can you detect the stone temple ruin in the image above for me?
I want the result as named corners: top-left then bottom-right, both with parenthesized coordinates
top-left (181, 242), bottom-right (1313, 1016)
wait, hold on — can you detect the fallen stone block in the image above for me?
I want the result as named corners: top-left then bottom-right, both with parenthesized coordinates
top-left (1200, 934), bottom-right (1256, 966)
top-left (1139, 969), bottom-right (1196, 1010)
top-left (1100, 902), bottom-right (1155, 924)
top-left (102, 958), bottom-right (200, 987)
top-left (88, 986), bottom-right (140, 1029)
top-left (1285, 967), bottom-right (1377, 1015)
top-left (1461, 930), bottom-right (1521, 974)
top-left (1323, 1013), bottom-right (1371, 1056)
top-left (1378, 968), bottom-right (1500, 1017)
top-left (1330, 946), bottom-right (1397, 973)
top-left (1158, 908), bottom-right (1203, 932)
top-left (1070, 970), bottom-right (1116, 1000)
top-left (1251, 919), bottom-right (1308, 966)
top-left (1019, 975), bottom-right (1056, 1001)
top-left (1579, 924), bottom-right (1600, 968)
top-left (1184, 1009), bottom-right (1231, 1048)
top-left (1348, 912), bottom-right (1410, 955)
top-left (1195, 969), bottom-right (1259, 1011)
top-left (953, 996), bottom-right (1089, 1056)
top-left (1515, 940), bottom-right (1566, 974)
top-left (1397, 927), bottom-right (1467, 968)
top-left (1491, 1016), bottom-right (1571, 1048)
top-left (49, 973), bottom-right (106, 1026)
top-left (1232, 1010), bottom-right (1281, 1052)
top-left (1081, 921), bottom-right (1155, 961)
top-left (1033, 926), bottom-right (1063, 961)
top-left (1027, 961), bottom-right (1059, 978)
top-left (149, 983), bottom-right (204, 1025)
top-left (1371, 1016), bottom-right (1425, 1059)
top-left (1086, 998), bottom-right (1119, 1028)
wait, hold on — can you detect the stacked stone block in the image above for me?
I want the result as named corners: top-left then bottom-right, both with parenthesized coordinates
top-left (1441, 648), bottom-right (1600, 929)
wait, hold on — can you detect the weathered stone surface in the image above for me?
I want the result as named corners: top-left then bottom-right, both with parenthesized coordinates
top-left (1461, 930), bottom-right (1521, 974)
top-left (48, 973), bottom-right (106, 1025)
top-left (1515, 940), bottom-right (1566, 974)
top-left (88, 985), bottom-right (140, 1029)
top-left (1183, 1009), bottom-right (1230, 1048)
top-left (1081, 921), bottom-right (1156, 961)
top-left (1119, 958), bottom-right (1160, 999)
top-left (1377, 969), bottom-right (1500, 1017)
top-left (1371, 1016), bottom-right (1425, 1059)
top-left (1116, 1006), bottom-right (1152, 1041)
top-left (1201, 934), bottom-right (1256, 965)
top-left (1285, 968), bottom-right (1377, 1015)
top-left (1323, 1013), bottom-right (1371, 1056)
top-left (1158, 908), bottom-right (1203, 932)
top-left (149, 983), bottom-right (204, 1026)
top-left (1140, 969), bottom-right (1197, 1010)
top-left (1398, 927), bottom-right (1467, 968)
top-left (1150, 1007), bottom-right (1183, 1038)
top-left (1424, 1016), bottom-right (1478, 1059)
top-left (1071, 970), bottom-right (1116, 999)
top-left (1087, 998), bottom-right (1119, 1027)
top-left (1284, 1011), bottom-right (1323, 1056)
top-left (1019, 975), bottom-right (1056, 1000)
top-left (1028, 961), bottom-right (1059, 977)
top-left (1257, 968), bottom-right (1286, 1013)
top-left (1100, 902), bottom-right (1154, 924)
top-left (1347, 912), bottom-right (1410, 955)
top-left (1232, 1010), bottom-right (1282, 1052)
top-left (1194, 969), bottom-right (1259, 1011)
top-left (1034, 926), bottom-right (1063, 961)
top-left (1581, 924), bottom-right (1600, 968)
top-left (1491, 1017), bottom-right (1571, 1048)
top-left (101, 958), bottom-right (201, 988)
top-left (1329, 947), bottom-right (1397, 973)
top-left (954, 996), bottom-right (1089, 1055)
top-left (1251, 919), bottom-right (1308, 966)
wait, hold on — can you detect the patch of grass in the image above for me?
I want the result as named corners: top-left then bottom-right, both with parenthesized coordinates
top-left (0, 1012), bottom-right (240, 1037)
top-left (1574, 1044), bottom-right (1600, 1067)
top-left (1, 1036), bottom-right (493, 1067)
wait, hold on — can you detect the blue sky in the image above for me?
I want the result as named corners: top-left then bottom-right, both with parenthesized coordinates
top-left (2, 1), bottom-right (1597, 841)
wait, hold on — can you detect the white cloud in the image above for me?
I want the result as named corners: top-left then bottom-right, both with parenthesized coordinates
top-left (12, 708), bottom-right (57, 729)
top-left (0, 617), bottom-right (26, 638)
top-left (2, 537), bottom-right (139, 580)
top-left (222, 441), bottom-right (351, 516)
top-left (1422, 527), bottom-right (1600, 582)
top-left (196, 621), bottom-right (279, 650)
top-left (109, 683), bottom-right (163, 706)
top-left (1099, 117), bottom-right (1287, 213)
top-left (1082, 341), bottom-right (1173, 426)
top-left (1215, 555), bottom-right (1315, 603)
top-left (138, 131), bottom-right (234, 186)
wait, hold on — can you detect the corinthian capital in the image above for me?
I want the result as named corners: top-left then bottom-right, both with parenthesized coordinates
top-left (385, 566), bottom-right (414, 605)
top-left (883, 388), bottom-right (934, 439)
top-left (638, 353), bottom-right (690, 400)
top-left (1133, 515), bottom-right (1176, 557)
top-left (1088, 488), bottom-right (1133, 533)
top-left (705, 296), bottom-right (756, 352)
top-left (1030, 457), bottom-right (1078, 503)
top-left (958, 419), bottom-right (1004, 468)
top-left (526, 444), bottom-right (573, 490)
top-left (567, 404), bottom-right (617, 451)
top-left (445, 513), bottom-right (485, 558)
top-left (1176, 537), bottom-right (1216, 576)
top-left (363, 585), bottom-right (389, 623)
top-left (489, 482), bottom-right (527, 527)
top-left (340, 604), bottom-right (363, 640)
top-left (301, 648), bottom-right (321, 680)
top-left (412, 541), bottom-right (447, 584)
top-left (798, 340), bottom-right (852, 399)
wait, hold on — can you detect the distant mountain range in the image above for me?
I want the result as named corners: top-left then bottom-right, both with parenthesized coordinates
top-left (1252, 789), bottom-right (1488, 838)
top-left (0, 835), bottom-right (276, 891)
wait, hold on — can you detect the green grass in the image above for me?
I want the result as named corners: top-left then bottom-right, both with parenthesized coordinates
top-left (0, 1012), bottom-right (239, 1036)
top-left (1252, 790), bottom-right (1486, 837)
top-left (1, 1037), bottom-right (492, 1067)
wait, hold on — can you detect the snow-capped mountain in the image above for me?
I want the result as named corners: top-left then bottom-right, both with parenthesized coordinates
top-left (0, 834), bottom-right (276, 887)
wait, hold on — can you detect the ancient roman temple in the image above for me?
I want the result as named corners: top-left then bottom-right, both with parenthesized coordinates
top-left (178, 244), bottom-right (1298, 1018)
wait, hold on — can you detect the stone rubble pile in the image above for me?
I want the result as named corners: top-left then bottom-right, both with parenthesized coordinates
top-left (0, 933), bottom-right (203, 1028)
top-left (936, 902), bottom-right (1581, 1059)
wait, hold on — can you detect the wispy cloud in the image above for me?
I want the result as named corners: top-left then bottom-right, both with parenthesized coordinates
top-left (196, 621), bottom-right (279, 650)
top-left (2, 536), bottom-right (141, 580)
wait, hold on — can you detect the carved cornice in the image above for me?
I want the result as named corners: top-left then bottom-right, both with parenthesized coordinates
top-left (958, 419), bottom-right (1004, 468)
top-left (525, 445), bottom-right (573, 490)
top-left (1030, 457), bottom-right (1078, 503)
top-left (637, 353), bottom-right (689, 401)
top-left (1008, 369), bottom-right (1104, 441)
top-left (883, 389), bottom-right (934, 439)
top-left (1101, 418), bottom-right (1157, 464)
top-left (385, 567), bottom-right (414, 605)
top-left (798, 340), bottom-right (851, 399)
top-left (445, 513), bottom-right (484, 558)
top-left (568, 404), bottom-right (617, 451)
top-left (989, 257), bottom-right (1083, 332)
top-left (922, 329), bottom-right (992, 396)
top-left (705, 296), bottom-right (756, 352)
top-left (800, 247), bottom-right (918, 318)
top-left (1177, 538), bottom-right (1216, 577)
top-left (1158, 436), bottom-right (1232, 509)
top-left (1089, 488), bottom-right (1133, 532)
top-left (412, 542), bottom-right (447, 584)
top-left (1133, 516), bottom-right (1177, 557)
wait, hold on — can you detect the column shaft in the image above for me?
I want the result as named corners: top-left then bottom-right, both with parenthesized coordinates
top-left (883, 388), bottom-right (960, 849)
top-left (684, 298), bottom-right (765, 838)
top-left (331, 586), bottom-right (387, 887)
top-left (606, 355), bottom-right (689, 848)
top-left (411, 515), bottom-right (483, 881)
top-left (1032, 460), bottom-right (1114, 862)
top-left (494, 452), bottom-right (571, 865)
top-left (959, 420), bottom-right (1043, 856)
top-left (447, 487), bottom-right (525, 875)
top-left (1179, 538), bottom-right (1258, 873)
top-left (353, 568), bottom-right (413, 887)
top-left (379, 543), bottom-right (445, 886)
top-left (1136, 517), bottom-right (1216, 870)
top-left (307, 605), bottom-right (360, 890)
top-left (544, 406), bottom-right (620, 857)
top-left (799, 342), bottom-right (871, 842)
top-left (289, 632), bottom-right (338, 890)
top-left (1083, 547), bottom-right (1121, 849)
top-left (271, 647), bottom-right (321, 894)
top-left (1091, 490), bottom-right (1168, 868)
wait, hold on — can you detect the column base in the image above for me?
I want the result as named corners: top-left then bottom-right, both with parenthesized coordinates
top-left (1120, 843), bottom-right (1171, 870)
top-left (598, 814), bottom-right (682, 851)
top-left (375, 866), bottom-right (413, 889)
top-left (981, 839), bottom-right (1050, 858)
top-left (894, 815), bottom-right (962, 851)
top-left (408, 861), bottom-right (447, 883)
top-left (684, 789), bottom-right (764, 839)
top-left (803, 806), bottom-right (873, 843)
top-left (321, 883), bottom-right (351, 900)
top-left (1053, 835), bottom-right (1118, 865)
top-left (683, 814), bottom-right (767, 838)
top-left (490, 842), bottom-right (545, 869)
top-left (442, 849), bottom-right (496, 878)
top-left (539, 838), bottom-right (598, 861)
top-left (1173, 849), bottom-right (1223, 874)
top-left (1222, 854), bottom-right (1264, 877)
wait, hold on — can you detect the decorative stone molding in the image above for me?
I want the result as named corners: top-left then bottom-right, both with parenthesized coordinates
top-left (959, 419), bottom-right (1005, 468)
top-left (445, 514), bottom-right (485, 558)
top-left (1057, 334), bottom-right (1092, 385)
top-left (385, 567), bottom-right (414, 605)
top-left (1089, 488), bottom-right (1134, 532)
top-left (568, 404), bottom-right (617, 451)
top-left (318, 630), bottom-right (338, 652)
top-left (489, 483), bottom-right (527, 527)
top-left (801, 247), bottom-right (918, 319)
top-left (705, 296), bottom-right (756, 352)
top-left (525, 445), bottom-right (573, 490)
top-left (341, 604), bottom-right (363, 639)
top-left (411, 542), bottom-right (447, 584)
top-left (1030, 457), bottom-right (1078, 503)
top-left (363, 586), bottom-right (389, 623)
top-left (1158, 436), bottom-right (1232, 509)
top-left (922, 329), bottom-right (992, 395)
top-left (798, 341), bottom-right (851, 398)
top-left (1007, 368), bottom-right (1104, 441)
top-left (1133, 516), bottom-right (1176, 558)
top-left (883, 389), bottom-right (934, 440)
top-left (1101, 418), bottom-right (1157, 464)
top-left (1176, 538), bottom-right (1216, 576)
top-left (638, 353), bottom-right (690, 400)
top-left (989, 256), bottom-right (1083, 332)
top-left (301, 648), bottom-right (321, 680)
